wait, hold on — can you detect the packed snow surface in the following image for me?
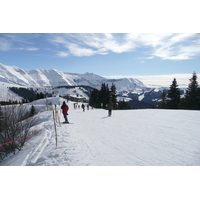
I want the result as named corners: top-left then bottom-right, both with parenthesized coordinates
top-left (1, 97), bottom-right (200, 166)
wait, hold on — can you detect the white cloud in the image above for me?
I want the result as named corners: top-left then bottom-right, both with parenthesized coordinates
top-left (124, 33), bottom-right (200, 60)
top-left (26, 47), bottom-right (39, 51)
top-left (15, 47), bottom-right (39, 51)
top-left (0, 34), bottom-right (40, 52)
top-left (147, 56), bottom-right (154, 59)
top-left (57, 51), bottom-right (69, 57)
top-left (48, 33), bottom-right (200, 60)
top-left (103, 39), bottom-right (135, 53)
top-left (68, 43), bottom-right (97, 57)
top-left (170, 33), bottom-right (196, 43)
top-left (178, 44), bottom-right (200, 58)
top-left (50, 35), bottom-right (68, 46)
top-left (152, 43), bottom-right (200, 60)
top-left (0, 38), bottom-right (12, 51)
top-left (137, 33), bottom-right (174, 48)
top-left (49, 33), bottom-right (137, 56)
top-left (145, 33), bottom-right (200, 60)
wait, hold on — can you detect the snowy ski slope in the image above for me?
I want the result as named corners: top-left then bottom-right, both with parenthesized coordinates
top-left (1, 97), bottom-right (200, 166)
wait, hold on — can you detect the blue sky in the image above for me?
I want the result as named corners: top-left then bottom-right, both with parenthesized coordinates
top-left (0, 33), bottom-right (199, 86)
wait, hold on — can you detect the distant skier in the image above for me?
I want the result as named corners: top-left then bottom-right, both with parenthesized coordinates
top-left (61, 101), bottom-right (69, 123)
top-left (108, 108), bottom-right (112, 117)
top-left (87, 104), bottom-right (90, 110)
top-left (108, 102), bottom-right (113, 117)
top-left (81, 103), bottom-right (85, 112)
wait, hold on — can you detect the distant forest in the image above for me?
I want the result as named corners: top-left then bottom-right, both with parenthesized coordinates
top-left (8, 87), bottom-right (51, 103)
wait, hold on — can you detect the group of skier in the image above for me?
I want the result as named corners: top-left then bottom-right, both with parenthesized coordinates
top-left (73, 102), bottom-right (90, 111)
top-left (61, 101), bottom-right (91, 123)
top-left (61, 101), bottom-right (112, 123)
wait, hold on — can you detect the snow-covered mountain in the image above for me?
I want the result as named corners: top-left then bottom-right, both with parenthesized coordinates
top-left (0, 63), bottom-right (174, 107)
top-left (0, 63), bottom-right (146, 89)
top-left (0, 63), bottom-right (39, 86)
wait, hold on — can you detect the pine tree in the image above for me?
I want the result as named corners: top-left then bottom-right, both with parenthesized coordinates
top-left (89, 89), bottom-right (100, 108)
top-left (36, 92), bottom-right (44, 100)
top-left (179, 97), bottom-right (187, 109)
top-left (159, 90), bottom-right (167, 109)
top-left (110, 83), bottom-right (117, 109)
top-left (118, 99), bottom-right (130, 109)
top-left (89, 83), bottom-right (118, 109)
top-left (166, 78), bottom-right (180, 109)
top-left (30, 105), bottom-right (35, 117)
top-left (99, 83), bottom-right (110, 108)
top-left (197, 88), bottom-right (200, 110)
top-left (185, 72), bottom-right (199, 110)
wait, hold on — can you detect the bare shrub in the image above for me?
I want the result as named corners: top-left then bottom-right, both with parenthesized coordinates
top-left (0, 104), bottom-right (38, 162)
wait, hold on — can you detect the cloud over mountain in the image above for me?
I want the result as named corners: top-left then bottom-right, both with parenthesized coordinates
top-left (47, 33), bottom-right (200, 60)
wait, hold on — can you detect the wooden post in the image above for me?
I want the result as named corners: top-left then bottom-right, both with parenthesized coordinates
top-left (57, 110), bottom-right (61, 127)
top-left (52, 104), bottom-right (58, 147)
top-left (55, 104), bottom-right (61, 127)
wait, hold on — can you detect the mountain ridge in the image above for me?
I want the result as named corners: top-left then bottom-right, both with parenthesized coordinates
top-left (0, 63), bottom-right (147, 90)
top-left (0, 63), bottom-right (171, 108)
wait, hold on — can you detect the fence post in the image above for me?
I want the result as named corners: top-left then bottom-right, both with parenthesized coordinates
top-left (52, 104), bottom-right (57, 147)
top-left (55, 104), bottom-right (61, 127)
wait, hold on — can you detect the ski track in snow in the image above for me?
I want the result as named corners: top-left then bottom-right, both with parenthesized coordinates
top-left (1, 98), bottom-right (200, 166)
top-left (21, 128), bottom-right (52, 166)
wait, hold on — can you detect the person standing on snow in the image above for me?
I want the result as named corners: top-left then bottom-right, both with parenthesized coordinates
top-left (61, 101), bottom-right (69, 123)
top-left (108, 102), bottom-right (113, 117)
top-left (81, 103), bottom-right (85, 112)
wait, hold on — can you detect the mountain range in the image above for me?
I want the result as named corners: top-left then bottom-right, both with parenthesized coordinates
top-left (0, 63), bottom-right (182, 108)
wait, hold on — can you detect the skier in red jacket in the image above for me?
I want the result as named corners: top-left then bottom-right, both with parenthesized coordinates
top-left (61, 101), bottom-right (69, 123)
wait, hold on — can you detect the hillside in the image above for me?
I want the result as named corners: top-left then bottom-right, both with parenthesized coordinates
top-left (1, 97), bottom-right (200, 166)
